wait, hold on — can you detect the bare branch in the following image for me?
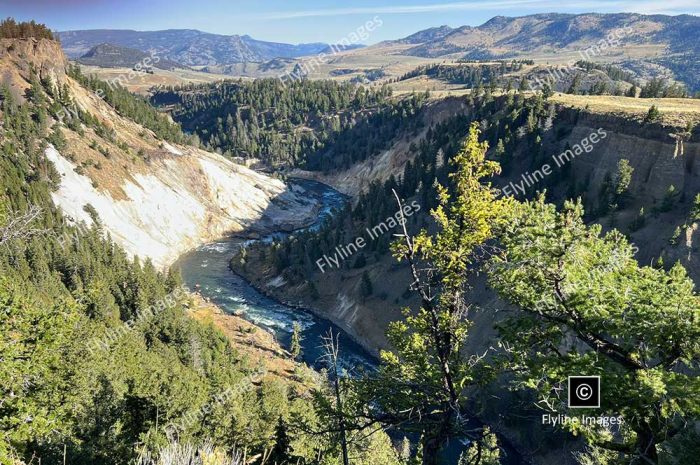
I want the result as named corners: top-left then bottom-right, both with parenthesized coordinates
top-left (0, 205), bottom-right (47, 246)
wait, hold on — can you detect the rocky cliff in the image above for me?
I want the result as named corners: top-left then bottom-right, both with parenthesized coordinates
top-left (239, 95), bottom-right (700, 354)
top-left (2, 38), bottom-right (319, 268)
top-left (548, 100), bottom-right (700, 280)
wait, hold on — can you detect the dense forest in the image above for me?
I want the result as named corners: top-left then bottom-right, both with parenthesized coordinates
top-left (655, 55), bottom-right (700, 94)
top-left (3, 19), bottom-right (700, 465)
top-left (0, 31), bottom-right (402, 465)
top-left (235, 88), bottom-right (700, 465)
top-left (574, 61), bottom-right (638, 86)
top-left (395, 61), bottom-right (525, 87)
top-left (150, 79), bottom-right (427, 170)
top-left (66, 64), bottom-right (190, 143)
top-left (544, 63), bottom-right (691, 98)
top-left (241, 89), bottom-right (588, 282)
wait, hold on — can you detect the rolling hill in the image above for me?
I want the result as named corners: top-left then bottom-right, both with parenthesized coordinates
top-left (389, 13), bottom-right (700, 59)
top-left (77, 43), bottom-right (186, 69)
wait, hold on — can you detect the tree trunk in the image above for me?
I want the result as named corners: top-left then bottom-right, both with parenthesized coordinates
top-left (421, 406), bottom-right (453, 465)
top-left (422, 435), bottom-right (443, 465)
top-left (632, 425), bottom-right (659, 465)
top-left (334, 374), bottom-right (349, 465)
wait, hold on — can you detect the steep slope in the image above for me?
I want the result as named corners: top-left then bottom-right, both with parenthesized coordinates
top-left (0, 31), bottom-right (337, 465)
top-left (58, 29), bottom-right (330, 65)
top-left (1, 37), bottom-right (319, 268)
top-left (230, 93), bottom-right (700, 464)
top-left (291, 96), bottom-right (470, 196)
top-left (237, 93), bottom-right (700, 352)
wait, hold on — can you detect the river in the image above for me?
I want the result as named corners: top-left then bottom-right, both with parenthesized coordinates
top-left (175, 179), bottom-right (526, 465)
top-left (174, 179), bottom-right (375, 372)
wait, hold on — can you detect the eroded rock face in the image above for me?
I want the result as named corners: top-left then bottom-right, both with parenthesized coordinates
top-left (249, 102), bottom-right (700, 354)
top-left (551, 108), bottom-right (699, 281)
top-left (0, 38), bottom-right (67, 100)
top-left (559, 109), bottom-right (700, 203)
top-left (46, 144), bottom-right (319, 269)
top-left (1, 37), bottom-right (319, 269)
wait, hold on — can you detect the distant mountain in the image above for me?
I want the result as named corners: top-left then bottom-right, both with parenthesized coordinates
top-left (390, 13), bottom-right (700, 59)
top-left (317, 43), bottom-right (365, 54)
top-left (398, 25), bottom-right (454, 45)
top-left (77, 43), bottom-right (185, 69)
top-left (58, 29), bottom-right (331, 65)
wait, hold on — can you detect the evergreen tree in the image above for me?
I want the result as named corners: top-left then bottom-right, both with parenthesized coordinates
top-left (356, 123), bottom-right (514, 465)
top-left (489, 196), bottom-right (700, 464)
top-left (290, 321), bottom-right (303, 360)
top-left (269, 417), bottom-right (293, 465)
top-left (613, 158), bottom-right (634, 208)
top-left (644, 105), bottom-right (661, 123)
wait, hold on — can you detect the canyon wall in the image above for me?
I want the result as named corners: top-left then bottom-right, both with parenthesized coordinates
top-left (3, 38), bottom-right (319, 269)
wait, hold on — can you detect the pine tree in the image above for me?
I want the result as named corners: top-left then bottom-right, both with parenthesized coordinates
top-left (290, 321), bottom-right (302, 360)
top-left (269, 417), bottom-right (293, 464)
top-left (644, 105), bottom-right (661, 123)
top-left (357, 123), bottom-right (514, 465)
top-left (489, 196), bottom-right (700, 464)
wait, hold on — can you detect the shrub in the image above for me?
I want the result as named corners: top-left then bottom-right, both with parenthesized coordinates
top-left (644, 105), bottom-right (661, 123)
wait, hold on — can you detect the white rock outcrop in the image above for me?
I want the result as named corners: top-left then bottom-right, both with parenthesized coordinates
top-left (47, 145), bottom-right (317, 268)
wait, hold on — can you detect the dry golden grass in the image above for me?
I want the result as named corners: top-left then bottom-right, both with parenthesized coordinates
top-left (78, 64), bottom-right (229, 94)
top-left (551, 93), bottom-right (700, 127)
top-left (187, 293), bottom-right (314, 391)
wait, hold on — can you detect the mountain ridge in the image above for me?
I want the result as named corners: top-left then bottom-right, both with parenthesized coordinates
top-left (0, 37), bottom-right (320, 268)
top-left (385, 12), bottom-right (700, 59)
top-left (77, 42), bottom-right (186, 69)
top-left (58, 28), bottom-right (332, 65)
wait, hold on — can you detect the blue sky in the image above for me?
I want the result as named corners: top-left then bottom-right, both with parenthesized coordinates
top-left (3, 0), bottom-right (700, 44)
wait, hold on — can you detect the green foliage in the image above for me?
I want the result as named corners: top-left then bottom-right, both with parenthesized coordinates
top-left (290, 322), bottom-right (303, 360)
top-left (66, 64), bottom-right (188, 144)
top-left (575, 61), bottom-right (638, 87)
top-left (0, 79), bottom-right (327, 465)
top-left (639, 78), bottom-right (688, 99)
top-left (489, 196), bottom-right (700, 464)
top-left (600, 159), bottom-right (634, 213)
top-left (690, 194), bottom-right (700, 222)
top-left (660, 185), bottom-right (678, 212)
top-left (613, 159), bottom-right (633, 199)
top-left (567, 74), bottom-right (582, 95)
top-left (150, 79), bottom-right (426, 170)
top-left (644, 105), bottom-right (662, 123)
top-left (396, 61), bottom-right (525, 88)
top-left (659, 427), bottom-right (700, 465)
top-left (670, 226), bottom-right (682, 246)
top-left (355, 123), bottom-right (514, 463)
top-left (47, 126), bottom-right (67, 151)
top-left (136, 441), bottom-right (242, 465)
top-left (541, 83), bottom-right (554, 99)
top-left (458, 428), bottom-right (501, 465)
top-left (234, 110), bottom-right (476, 285)
top-left (0, 17), bottom-right (54, 40)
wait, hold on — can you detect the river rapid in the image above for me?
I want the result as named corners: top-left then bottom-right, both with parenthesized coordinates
top-left (175, 179), bottom-right (374, 372)
top-left (174, 178), bottom-right (526, 465)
